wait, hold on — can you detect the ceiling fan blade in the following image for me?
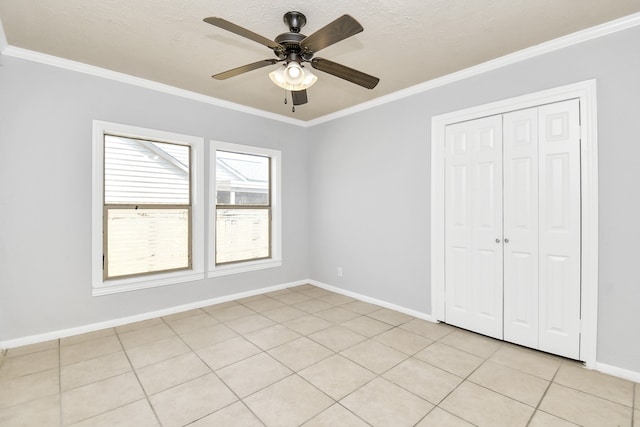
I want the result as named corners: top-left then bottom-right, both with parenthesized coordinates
top-left (204, 17), bottom-right (284, 51)
top-left (311, 58), bottom-right (379, 89)
top-left (212, 59), bottom-right (279, 80)
top-left (292, 90), bottom-right (308, 105)
top-left (300, 15), bottom-right (363, 53)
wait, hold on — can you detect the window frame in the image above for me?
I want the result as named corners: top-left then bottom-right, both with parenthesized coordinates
top-left (92, 121), bottom-right (205, 295)
top-left (209, 141), bottom-right (282, 277)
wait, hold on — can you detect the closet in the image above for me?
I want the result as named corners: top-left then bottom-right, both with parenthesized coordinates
top-left (443, 99), bottom-right (581, 359)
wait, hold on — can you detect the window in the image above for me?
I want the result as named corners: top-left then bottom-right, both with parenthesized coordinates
top-left (104, 136), bottom-right (191, 278)
top-left (215, 151), bottom-right (270, 264)
top-left (93, 121), bottom-right (204, 295)
top-left (209, 142), bottom-right (281, 276)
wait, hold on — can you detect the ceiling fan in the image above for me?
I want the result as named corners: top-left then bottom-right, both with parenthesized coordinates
top-left (203, 11), bottom-right (380, 110)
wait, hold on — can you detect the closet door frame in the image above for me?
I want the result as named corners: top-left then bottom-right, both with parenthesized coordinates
top-left (430, 79), bottom-right (598, 368)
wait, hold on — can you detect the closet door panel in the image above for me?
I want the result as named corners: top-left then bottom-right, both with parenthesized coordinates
top-left (503, 108), bottom-right (539, 348)
top-left (445, 128), bottom-right (473, 324)
top-left (538, 99), bottom-right (581, 359)
top-left (445, 116), bottom-right (503, 339)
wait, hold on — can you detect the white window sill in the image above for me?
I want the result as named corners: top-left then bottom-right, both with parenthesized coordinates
top-left (92, 270), bottom-right (205, 296)
top-left (208, 259), bottom-right (282, 278)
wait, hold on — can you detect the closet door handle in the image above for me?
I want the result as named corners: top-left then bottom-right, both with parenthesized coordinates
top-left (495, 238), bottom-right (501, 243)
top-left (504, 238), bottom-right (510, 243)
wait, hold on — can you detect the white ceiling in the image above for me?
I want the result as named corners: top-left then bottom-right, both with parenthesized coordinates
top-left (1, 1), bottom-right (640, 121)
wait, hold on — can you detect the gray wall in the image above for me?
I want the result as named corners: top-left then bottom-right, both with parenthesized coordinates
top-left (0, 56), bottom-right (309, 341)
top-left (308, 26), bottom-right (640, 372)
top-left (1, 24), bottom-right (639, 374)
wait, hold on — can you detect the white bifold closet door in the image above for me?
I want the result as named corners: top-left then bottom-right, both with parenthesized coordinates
top-left (444, 99), bottom-right (581, 359)
top-left (537, 100), bottom-right (581, 358)
top-left (503, 107), bottom-right (539, 349)
top-left (444, 115), bottom-right (504, 340)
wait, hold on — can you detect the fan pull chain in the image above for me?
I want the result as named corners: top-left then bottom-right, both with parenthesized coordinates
top-left (282, 91), bottom-right (295, 113)
top-left (288, 90), bottom-right (295, 113)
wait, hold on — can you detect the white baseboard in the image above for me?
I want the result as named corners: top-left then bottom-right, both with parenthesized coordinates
top-left (0, 279), bottom-right (308, 349)
top-left (5, 278), bottom-right (639, 385)
top-left (0, 278), bottom-right (434, 349)
top-left (307, 279), bottom-right (435, 323)
top-left (308, 281), bottom-right (640, 384)
top-left (594, 362), bottom-right (640, 383)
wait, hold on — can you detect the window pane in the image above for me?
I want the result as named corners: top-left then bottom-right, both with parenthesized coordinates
top-left (105, 135), bottom-right (190, 204)
top-left (216, 209), bottom-right (269, 264)
top-left (216, 151), bottom-right (269, 205)
top-left (107, 208), bottom-right (189, 278)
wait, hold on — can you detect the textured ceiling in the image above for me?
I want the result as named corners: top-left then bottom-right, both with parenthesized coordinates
top-left (1, 1), bottom-right (640, 121)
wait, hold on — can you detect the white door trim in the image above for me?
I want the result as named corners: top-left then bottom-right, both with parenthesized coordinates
top-left (430, 79), bottom-right (598, 368)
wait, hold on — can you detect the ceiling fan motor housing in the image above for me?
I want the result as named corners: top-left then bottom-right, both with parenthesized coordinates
top-left (275, 31), bottom-right (308, 61)
top-left (283, 11), bottom-right (306, 32)
top-left (274, 12), bottom-right (314, 62)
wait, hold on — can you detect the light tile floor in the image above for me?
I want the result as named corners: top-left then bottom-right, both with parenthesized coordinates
top-left (0, 284), bottom-right (638, 426)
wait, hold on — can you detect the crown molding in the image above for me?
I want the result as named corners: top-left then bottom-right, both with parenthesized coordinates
top-left (305, 11), bottom-right (640, 127)
top-left (2, 12), bottom-right (640, 128)
top-left (2, 46), bottom-right (308, 127)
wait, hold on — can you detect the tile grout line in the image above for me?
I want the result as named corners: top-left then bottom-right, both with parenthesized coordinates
top-left (0, 348), bottom-right (7, 371)
top-left (358, 348), bottom-right (431, 426)
top-left (1, 345), bottom-right (58, 418)
top-left (0, 300), bottom-right (522, 426)
top-left (411, 332), bottom-right (502, 426)
top-left (59, 338), bottom-right (143, 425)
top-left (461, 354), bottom-right (557, 409)
top-left (219, 291), bottom-right (337, 425)
top-left (212, 291), bottom-right (396, 426)
top-left (113, 326), bottom-right (165, 427)
top-left (523, 357), bottom-right (562, 426)
top-left (209, 297), bottom-right (448, 426)
top-left (58, 338), bottom-right (63, 427)
top-left (161, 309), bottom-right (270, 426)
top-left (58, 310), bottom-right (581, 427)
top-left (551, 381), bottom-right (636, 409)
top-left (399, 332), bottom-right (460, 427)
top-left (12, 285), bottom-right (630, 427)
top-left (333, 401), bottom-right (375, 427)
top-left (631, 384), bottom-right (636, 427)
top-left (487, 347), bottom-right (563, 379)
top-left (294, 371), bottom-right (374, 427)
top-left (99, 307), bottom-right (501, 425)
top-left (320, 322), bottom-right (441, 426)
top-left (61, 330), bottom-right (154, 423)
top-left (551, 360), bottom-right (638, 409)
top-left (232, 293), bottom-right (358, 423)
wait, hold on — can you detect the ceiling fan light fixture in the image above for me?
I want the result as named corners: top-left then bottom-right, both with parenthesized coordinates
top-left (285, 61), bottom-right (303, 83)
top-left (301, 68), bottom-right (318, 87)
top-left (269, 66), bottom-right (287, 86)
top-left (269, 63), bottom-right (318, 91)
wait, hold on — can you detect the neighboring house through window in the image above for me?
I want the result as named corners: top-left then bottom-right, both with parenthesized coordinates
top-left (104, 136), bottom-right (191, 278)
top-left (209, 141), bottom-right (282, 276)
top-left (92, 121), bottom-right (204, 295)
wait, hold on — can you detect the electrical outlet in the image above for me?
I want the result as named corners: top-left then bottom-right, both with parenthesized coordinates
top-left (337, 266), bottom-right (343, 277)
